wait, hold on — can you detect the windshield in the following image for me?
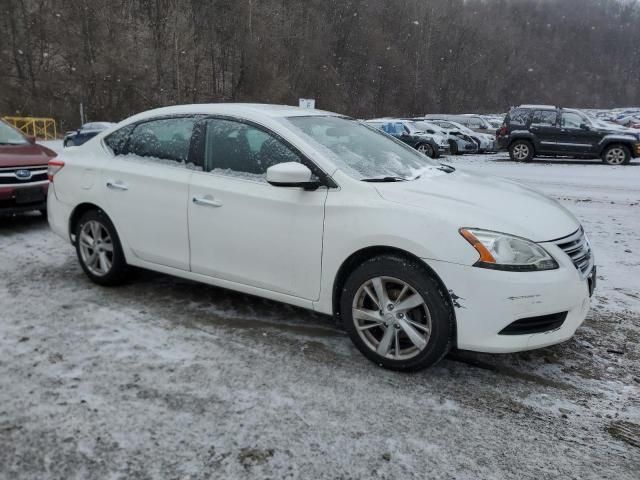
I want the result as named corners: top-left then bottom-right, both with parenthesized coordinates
top-left (285, 116), bottom-right (439, 180)
top-left (0, 121), bottom-right (28, 145)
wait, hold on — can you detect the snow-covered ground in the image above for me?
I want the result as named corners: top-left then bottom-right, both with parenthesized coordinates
top-left (1, 151), bottom-right (638, 478)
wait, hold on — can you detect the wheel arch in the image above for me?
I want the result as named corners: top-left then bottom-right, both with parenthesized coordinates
top-left (598, 139), bottom-right (633, 156)
top-left (68, 202), bottom-right (107, 244)
top-left (508, 134), bottom-right (536, 150)
top-left (331, 246), bottom-right (456, 334)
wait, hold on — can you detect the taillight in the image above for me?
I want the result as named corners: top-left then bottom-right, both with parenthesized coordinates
top-left (498, 124), bottom-right (508, 137)
top-left (47, 159), bottom-right (65, 182)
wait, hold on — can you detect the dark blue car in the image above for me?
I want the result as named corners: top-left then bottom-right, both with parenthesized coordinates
top-left (63, 122), bottom-right (115, 147)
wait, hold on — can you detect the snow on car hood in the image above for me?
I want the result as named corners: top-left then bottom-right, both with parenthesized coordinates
top-left (374, 168), bottom-right (580, 243)
top-left (0, 143), bottom-right (56, 167)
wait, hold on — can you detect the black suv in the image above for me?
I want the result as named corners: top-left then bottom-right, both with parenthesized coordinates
top-left (497, 105), bottom-right (640, 165)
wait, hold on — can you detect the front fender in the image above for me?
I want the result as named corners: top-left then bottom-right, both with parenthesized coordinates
top-left (598, 134), bottom-right (639, 154)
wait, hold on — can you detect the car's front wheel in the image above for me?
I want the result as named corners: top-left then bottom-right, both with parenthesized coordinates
top-left (602, 144), bottom-right (630, 165)
top-left (416, 143), bottom-right (435, 158)
top-left (340, 255), bottom-right (455, 371)
top-left (509, 140), bottom-right (534, 162)
top-left (75, 209), bottom-right (128, 286)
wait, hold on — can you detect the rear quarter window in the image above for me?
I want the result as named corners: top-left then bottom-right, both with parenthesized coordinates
top-left (104, 125), bottom-right (134, 155)
top-left (508, 109), bottom-right (531, 127)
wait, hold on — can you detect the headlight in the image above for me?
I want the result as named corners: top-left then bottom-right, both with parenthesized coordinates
top-left (459, 228), bottom-right (558, 272)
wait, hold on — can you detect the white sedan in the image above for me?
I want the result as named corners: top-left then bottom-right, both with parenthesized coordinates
top-left (47, 104), bottom-right (595, 371)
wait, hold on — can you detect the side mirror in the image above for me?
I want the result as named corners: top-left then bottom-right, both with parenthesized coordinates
top-left (26, 135), bottom-right (37, 144)
top-left (266, 162), bottom-right (322, 190)
top-left (579, 123), bottom-right (590, 131)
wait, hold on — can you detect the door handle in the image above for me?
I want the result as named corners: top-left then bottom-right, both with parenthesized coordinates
top-left (106, 181), bottom-right (129, 191)
top-left (192, 195), bottom-right (223, 208)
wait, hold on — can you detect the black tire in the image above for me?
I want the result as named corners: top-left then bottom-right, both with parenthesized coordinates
top-left (64, 140), bottom-right (71, 147)
top-left (509, 140), bottom-right (534, 162)
top-left (74, 209), bottom-right (129, 286)
top-left (417, 143), bottom-right (436, 158)
top-left (601, 144), bottom-right (631, 165)
top-left (340, 255), bottom-right (455, 372)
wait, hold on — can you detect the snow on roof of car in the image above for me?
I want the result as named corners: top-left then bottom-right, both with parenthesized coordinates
top-left (518, 104), bottom-right (557, 109)
top-left (123, 103), bottom-right (342, 124)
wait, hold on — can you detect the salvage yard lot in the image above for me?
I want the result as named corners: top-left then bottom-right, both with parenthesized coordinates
top-left (1, 153), bottom-right (639, 478)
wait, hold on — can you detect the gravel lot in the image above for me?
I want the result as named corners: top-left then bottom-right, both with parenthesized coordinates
top-left (1, 152), bottom-right (639, 479)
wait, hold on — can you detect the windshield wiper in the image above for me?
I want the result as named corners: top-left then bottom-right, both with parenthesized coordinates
top-left (361, 176), bottom-right (408, 183)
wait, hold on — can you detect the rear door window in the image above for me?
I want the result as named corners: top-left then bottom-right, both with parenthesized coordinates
top-left (127, 117), bottom-right (196, 163)
top-left (531, 110), bottom-right (558, 126)
top-left (508, 109), bottom-right (531, 127)
top-left (104, 125), bottom-right (134, 155)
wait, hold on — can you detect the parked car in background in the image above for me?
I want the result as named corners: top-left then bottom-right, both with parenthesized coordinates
top-left (0, 118), bottom-right (56, 215)
top-left (410, 119), bottom-right (478, 155)
top-left (497, 105), bottom-right (640, 165)
top-left (424, 114), bottom-right (494, 134)
top-left (484, 116), bottom-right (505, 129)
top-left (365, 119), bottom-right (449, 158)
top-left (48, 103), bottom-right (595, 371)
top-left (430, 119), bottom-right (497, 153)
top-left (64, 122), bottom-right (115, 147)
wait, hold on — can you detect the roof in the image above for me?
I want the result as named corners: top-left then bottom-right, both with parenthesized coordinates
top-left (125, 103), bottom-right (341, 123)
top-left (517, 104), bottom-right (557, 110)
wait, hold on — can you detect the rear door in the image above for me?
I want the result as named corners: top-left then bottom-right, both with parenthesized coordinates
top-left (101, 116), bottom-right (196, 270)
top-left (529, 110), bottom-right (560, 153)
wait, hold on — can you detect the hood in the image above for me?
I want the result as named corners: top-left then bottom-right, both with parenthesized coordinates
top-left (596, 124), bottom-right (640, 138)
top-left (416, 132), bottom-right (446, 144)
top-left (0, 143), bottom-right (56, 167)
top-left (374, 169), bottom-right (579, 243)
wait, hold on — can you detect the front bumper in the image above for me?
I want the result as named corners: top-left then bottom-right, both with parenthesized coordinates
top-left (425, 256), bottom-right (591, 353)
top-left (0, 182), bottom-right (49, 215)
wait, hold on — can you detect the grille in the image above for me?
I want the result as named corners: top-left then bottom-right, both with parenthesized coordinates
top-left (553, 227), bottom-right (594, 279)
top-left (0, 165), bottom-right (48, 185)
top-left (499, 312), bottom-right (568, 335)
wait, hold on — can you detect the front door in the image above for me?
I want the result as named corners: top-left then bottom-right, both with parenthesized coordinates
top-left (188, 118), bottom-right (327, 300)
top-left (102, 116), bottom-right (196, 270)
top-left (557, 111), bottom-right (601, 155)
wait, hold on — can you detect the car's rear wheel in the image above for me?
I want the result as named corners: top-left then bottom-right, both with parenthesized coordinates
top-left (417, 143), bottom-right (435, 158)
top-left (340, 255), bottom-right (454, 371)
top-left (509, 140), bottom-right (534, 162)
top-left (602, 145), bottom-right (630, 165)
top-left (75, 209), bottom-right (128, 286)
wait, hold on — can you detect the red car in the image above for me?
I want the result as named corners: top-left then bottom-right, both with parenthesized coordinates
top-left (0, 119), bottom-right (57, 216)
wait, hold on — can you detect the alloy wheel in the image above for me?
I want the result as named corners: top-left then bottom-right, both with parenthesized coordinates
top-left (512, 144), bottom-right (529, 160)
top-left (78, 220), bottom-right (114, 276)
top-left (605, 147), bottom-right (626, 165)
top-left (417, 144), bottom-right (433, 157)
top-left (351, 276), bottom-right (432, 360)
